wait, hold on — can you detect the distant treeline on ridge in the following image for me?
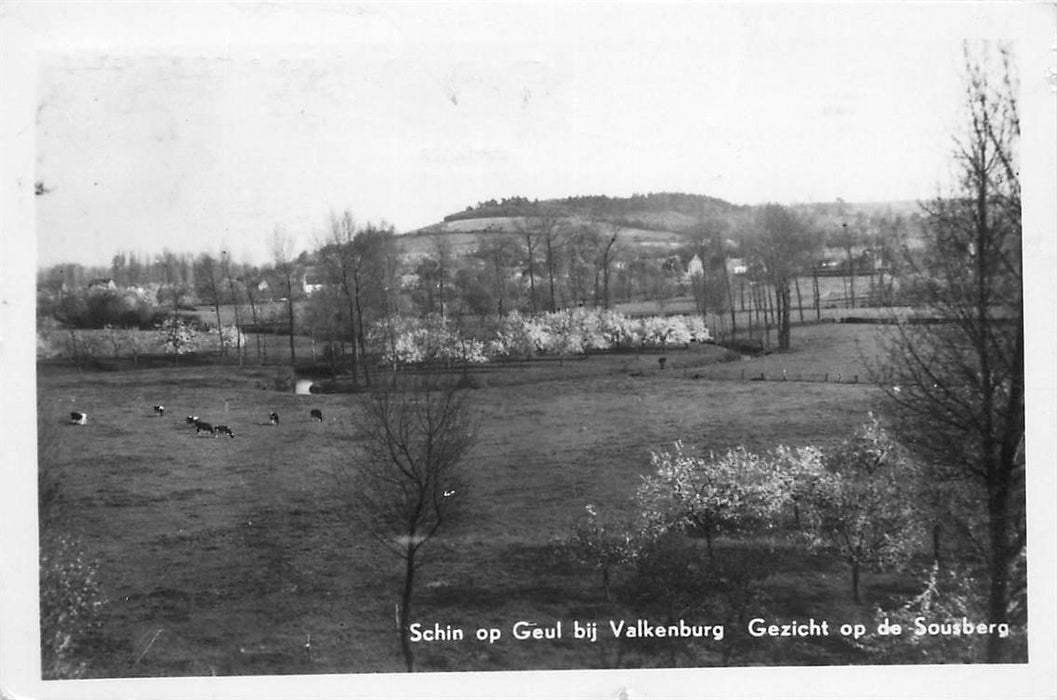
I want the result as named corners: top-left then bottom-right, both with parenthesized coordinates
top-left (442, 192), bottom-right (745, 229)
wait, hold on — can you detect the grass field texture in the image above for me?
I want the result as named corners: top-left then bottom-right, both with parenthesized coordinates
top-left (39, 324), bottom-right (913, 676)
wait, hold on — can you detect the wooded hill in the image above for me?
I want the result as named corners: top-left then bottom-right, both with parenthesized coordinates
top-left (400, 192), bottom-right (925, 259)
top-left (444, 192), bottom-right (745, 228)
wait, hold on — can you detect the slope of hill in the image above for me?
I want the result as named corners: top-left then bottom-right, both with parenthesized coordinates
top-left (399, 218), bottom-right (685, 259)
top-left (400, 193), bottom-right (925, 259)
top-left (401, 192), bottom-right (741, 257)
top-left (437, 192), bottom-right (744, 230)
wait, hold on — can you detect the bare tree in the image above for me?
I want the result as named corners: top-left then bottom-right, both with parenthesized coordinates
top-left (565, 224), bottom-right (599, 307)
top-left (748, 205), bottom-right (815, 351)
top-left (597, 224), bottom-right (621, 310)
top-left (343, 380), bottom-right (477, 672)
top-left (272, 230), bottom-right (298, 366)
top-left (829, 199), bottom-right (863, 309)
top-left (356, 224), bottom-right (400, 381)
top-left (873, 42), bottom-right (1023, 662)
top-left (539, 216), bottom-right (563, 311)
top-left (240, 269), bottom-right (265, 363)
top-left (319, 211), bottom-right (364, 387)
top-left (514, 217), bottom-right (541, 312)
top-left (475, 231), bottom-right (519, 315)
top-left (687, 217), bottom-right (733, 338)
top-left (432, 234), bottom-right (454, 318)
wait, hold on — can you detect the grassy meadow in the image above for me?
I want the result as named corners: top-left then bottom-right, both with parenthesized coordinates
top-left (38, 323), bottom-right (929, 677)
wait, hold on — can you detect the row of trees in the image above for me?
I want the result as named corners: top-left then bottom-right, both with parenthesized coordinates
top-left (443, 191), bottom-right (739, 224)
top-left (301, 204), bottom-right (917, 379)
top-left (567, 41), bottom-right (1026, 666)
top-left (37, 249), bottom-right (286, 303)
top-left (39, 199), bottom-right (923, 370)
top-left (577, 418), bottom-right (921, 609)
top-left (365, 309), bottom-right (711, 368)
top-left (38, 319), bottom-right (246, 365)
top-left (567, 414), bottom-right (1022, 663)
top-left (300, 213), bottom-right (699, 384)
top-left (35, 41), bottom-right (1026, 673)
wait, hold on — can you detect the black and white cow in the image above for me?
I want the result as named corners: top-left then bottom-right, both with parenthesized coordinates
top-left (269, 411), bottom-right (280, 425)
top-left (70, 411), bottom-right (87, 425)
top-left (310, 409), bottom-right (323, 422)
top-left (214, 425), bottom-right (235, 438)
top-left (194, 420), bottom-right (215, 436)
top-left (153, 405), bottom-right (165, 416)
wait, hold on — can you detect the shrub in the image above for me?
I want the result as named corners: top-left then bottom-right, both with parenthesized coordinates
top-left (766, 444), bottom-right (827, 529)
top-left (272, 366), bottom-right (296, 392)
top-left (486, 311), bottom-right (539, 360)
top-left (636, 443), bottom-right (785, 560)
top-left (39, 534), bottom-right (107, 679)
top-left (800, 416), bottom-right (926, 603)
top-left (216, 324), bottom-right (248, 350)
top-left (868, 561), bottom-right (1018, 662)
top-left (157, 317), bottom-right (200, 355)
top-left (37, 331), bottom-right (65, 360)
top-left (597, 310), bottom-right (642, 348)
top-left (565, 504), bottom-right (634, 601)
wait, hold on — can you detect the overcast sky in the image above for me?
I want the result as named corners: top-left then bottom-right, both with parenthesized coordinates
top-left (27, 2), bottom-right (1048, 267)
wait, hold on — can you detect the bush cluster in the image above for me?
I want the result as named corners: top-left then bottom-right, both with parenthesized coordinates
top-left (559, 418), bottom-right (998, 664)
top-left (369, 309), bottom-right (712, 367)
top-left (47, 288), bottom-right (164, 330)
top-left (39, 534), bottom-right (107, 679)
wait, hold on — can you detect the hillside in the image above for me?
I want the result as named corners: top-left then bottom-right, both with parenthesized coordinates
top-left (399, 216), bottom-right (687, 258)
top-left (400, 192), bottom-right (925, 259)
top-left (440, 192), bottom-right (744, 229)
top-left (401, 192), bottom-right (744, 257)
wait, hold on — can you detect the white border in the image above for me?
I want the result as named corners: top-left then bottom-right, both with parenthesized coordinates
top-left (2, 3), bottom-right (1054, 699)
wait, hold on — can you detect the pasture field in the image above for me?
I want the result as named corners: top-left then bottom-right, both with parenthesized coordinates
top-left (613, 273), bottom-right (883, 319)
top-left (182, 273), bottom-right (879, 331)
top-left (403, 217), bottom-right (686, 256)
top-left (38, 324), bottom-right (924, 677)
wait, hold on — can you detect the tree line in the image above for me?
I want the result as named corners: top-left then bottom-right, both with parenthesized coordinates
top-left (38, 196), bottom-right (926, 375)
top-left (565, 41), bottom-right (1025, 666)
top-left (36, 40), bottom-right (1025, 671)
top-left (342, 40), bottom-right (1024, 669)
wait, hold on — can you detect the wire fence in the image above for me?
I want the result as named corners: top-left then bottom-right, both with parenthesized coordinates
top-left (683, 367), bottom-right (870, 385)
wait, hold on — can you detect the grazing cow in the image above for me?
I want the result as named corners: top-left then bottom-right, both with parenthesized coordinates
top-left (310, 409), bottom-right (323, 422)
top-left (194, 420), bottom-right (215, 436)
top-left (153, 405), bottom-right (165, 416)
top-left (269, 411), bottom-right (280, 425)
top-left (70, 411), bottom-right (87, 425)
top-left (214, 425), bottom-right (235, 438)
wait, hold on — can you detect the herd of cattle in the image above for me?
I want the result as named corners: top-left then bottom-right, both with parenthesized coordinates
top-left (67, 406), bottom-right (326, 436)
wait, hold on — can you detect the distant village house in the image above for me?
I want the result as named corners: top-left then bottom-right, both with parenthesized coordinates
top-left (301, 270), bottom-right (327, 296)
top-left (86, 278), bottom-right (117, 292)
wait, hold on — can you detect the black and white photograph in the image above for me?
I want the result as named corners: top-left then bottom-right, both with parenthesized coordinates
top-left (1, 2), bottom-right (1055, 698)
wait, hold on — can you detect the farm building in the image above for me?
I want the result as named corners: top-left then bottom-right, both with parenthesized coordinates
top-left (301, 270), bottom-right (327, 296)
top-left (86, 278), bottom-right (118, 292)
